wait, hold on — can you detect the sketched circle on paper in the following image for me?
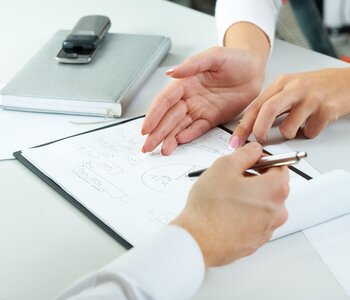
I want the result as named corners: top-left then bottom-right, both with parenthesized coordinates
top-left (141, 164), bottom-right (202, 193)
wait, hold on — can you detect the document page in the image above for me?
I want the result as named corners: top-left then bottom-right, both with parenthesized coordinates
top-left (273, 169), bottom-right (350, 239)
top-left (21, 117), bottom-right (322, 246)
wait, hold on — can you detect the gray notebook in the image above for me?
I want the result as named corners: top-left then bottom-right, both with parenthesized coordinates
top-left (0, 30), bottom-right (171, 117)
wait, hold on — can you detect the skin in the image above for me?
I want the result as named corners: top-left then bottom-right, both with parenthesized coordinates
top-left (141, 22), bottom-right (271, 155)
top-left (172, 142), bottom-right (289, 268)
top-left (231, 68), bottom-right (350, 146)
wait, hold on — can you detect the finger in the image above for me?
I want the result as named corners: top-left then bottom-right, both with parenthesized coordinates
top-left (278, 101), bottom-right (316, 139)
top-left (226, 142), bottom-right (263, 174)
top-left (231, 81), bottom-right (285, 148)
top-left (160, 115), bottom-right (193, 155)
top-left (142, 80), bottom-right (185, 135)
top-left (231, 110), bottom-right (259, 149)
top-left (165, 48), bottom-right (224, 79)
top-left (176, 119), bottom-right (212, 144)
top-left (142, 100), bottom-right (187, 152)
top-left (252, 89), bottom-right (299, 144)
top-left (303, 109), bottom-right (330, 138)
top-left (255, 74), bottom-right (292, 103)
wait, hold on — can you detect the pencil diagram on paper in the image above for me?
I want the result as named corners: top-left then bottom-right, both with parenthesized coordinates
top-left (72, 163), bottom-right (126, 199)
top-left (72, 160), bottom-right (155, 214)
top-left (213, 131), bottom-right (231, 144)
top-left (141, 164), bottom-right (201, 193)
top-left (72, 128), bottom-right (145, 173)
top-left (180, 132), bottom-right (230, 156)
top-left (73, 141), bottom-right (124, 175)
top-left (92, 129), bottom-right (145, 166)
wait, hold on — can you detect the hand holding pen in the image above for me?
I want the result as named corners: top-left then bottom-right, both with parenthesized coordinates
top-left (188, 151), bottom-right (307, 177)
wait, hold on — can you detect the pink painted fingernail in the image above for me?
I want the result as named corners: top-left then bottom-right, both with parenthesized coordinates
top-left (228, 135), bottom-right (240, 150)
top-left (165, 65), bottom-right (178, 75)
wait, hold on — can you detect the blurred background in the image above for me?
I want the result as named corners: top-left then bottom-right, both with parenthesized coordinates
top-left (168, 0), bottom-right (350, 61)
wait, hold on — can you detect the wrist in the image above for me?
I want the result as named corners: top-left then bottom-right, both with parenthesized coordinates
top-left (224, 21), bottom-right (270, 72)
top-left (172, 213), bottom-right (216, 269)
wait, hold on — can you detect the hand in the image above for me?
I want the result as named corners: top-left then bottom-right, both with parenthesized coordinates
top-left (172, 142), bottom-right (289, 268)
top-left (231, 68), bottom-right (350, 147)
top-left (141, 47), bottom-right (266, 155)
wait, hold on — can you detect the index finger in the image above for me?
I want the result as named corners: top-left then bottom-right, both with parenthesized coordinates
top-left (231, 79), bottom-right (285, 147)
top-left (142, 80), bottom-right (185, 135)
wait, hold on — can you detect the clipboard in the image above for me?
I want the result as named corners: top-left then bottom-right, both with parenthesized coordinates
top-left (13, 116), bottom-right (144, 250)
top-left (13, 115), bottom-right (312, 249)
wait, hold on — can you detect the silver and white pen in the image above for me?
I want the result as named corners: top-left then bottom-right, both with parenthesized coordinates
top-left (187, 151), bottom-right (307, 177)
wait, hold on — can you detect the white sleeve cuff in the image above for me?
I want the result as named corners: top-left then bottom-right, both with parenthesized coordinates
top-left (215, 0), bottom-right (282, 50)
top-left (57, 225), bottom-right (205, 300)
top-left (107, 225), bottom-right (205, 300)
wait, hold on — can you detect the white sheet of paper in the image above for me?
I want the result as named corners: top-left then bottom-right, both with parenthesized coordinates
top-left (21, 116), bottom-right (346, 247)
top-left (22, 118), bottom-right (235, 245)
top-left (273, 169), bottom-right (350, 239)
top-left (303, 213), bottom-right (350, 296)
top-left (264, 142), bottom-right (350, 293)
top-left (0, 67), bottom-right (171, 160)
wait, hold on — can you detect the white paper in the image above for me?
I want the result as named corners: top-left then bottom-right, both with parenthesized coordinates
top-left (21, 117), bottom-right (328, 247)
top-left (303, 214), bottom-right (350, 296)
top-left (273, 170), bottom-right (350, 239)
top-left (0, 67), bottom-right (171, 160)
top-left (22, 118), bottom-right (234, 245)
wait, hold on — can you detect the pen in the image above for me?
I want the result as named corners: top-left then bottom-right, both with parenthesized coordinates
top-left (187, 151), bottom-right (307, 177)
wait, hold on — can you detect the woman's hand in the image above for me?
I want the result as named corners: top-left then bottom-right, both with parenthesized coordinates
top-left (141, 47), bottom-right (266, 155)
top-left (230, 68), bottom-right (350, 147)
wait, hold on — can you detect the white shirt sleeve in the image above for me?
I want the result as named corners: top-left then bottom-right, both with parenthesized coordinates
top-left (56, 225), bottom-right (205, 300)
top-left (215, 0), bottom-right (282, 48)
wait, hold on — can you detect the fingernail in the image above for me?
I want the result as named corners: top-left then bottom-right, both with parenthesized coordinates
top-left (141, 146), bottom-right (146, 153)
top-left (165, 65), bottom-right (178, 75)
top-left (228, 135), bottom-right (240, 150)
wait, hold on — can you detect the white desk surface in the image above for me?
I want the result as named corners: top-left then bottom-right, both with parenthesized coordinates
top-left (0, 1), bottom-right (349, 299)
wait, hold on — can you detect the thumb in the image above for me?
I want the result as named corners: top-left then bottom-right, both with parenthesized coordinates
top-left (165, 47), bottom-right (224, 78)
top-left (228, 142), bottom-right (262, 174)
